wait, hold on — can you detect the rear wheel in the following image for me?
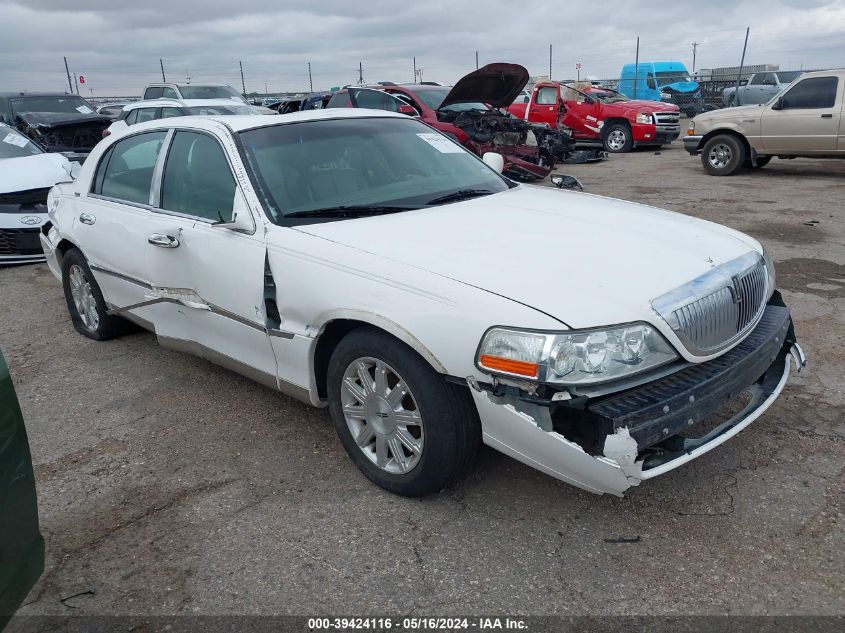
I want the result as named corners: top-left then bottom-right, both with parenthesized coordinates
top-left (603, 122), bottom-right (633, 153)
top-left (701, 134), bottom-right (746, 176)
top-left (61, 249), bottom-right (129, 340)
top-left (327, 327), bottom-right (480, 496)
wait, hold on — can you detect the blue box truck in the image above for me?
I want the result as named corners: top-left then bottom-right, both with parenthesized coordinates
top-left (618, 61), bottom-right (703, 116)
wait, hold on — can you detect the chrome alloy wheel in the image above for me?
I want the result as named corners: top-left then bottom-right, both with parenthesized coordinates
top-left (340, 357), bottom-right (424, 474)
top-left (606, 129), bottom-right (628, 151)
top-left (68, 264), bottom-right (99, 331)
top-left (708, 143), bottom-right (733, 169)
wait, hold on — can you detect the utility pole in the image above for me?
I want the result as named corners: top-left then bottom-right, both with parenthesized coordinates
top-left (413, 56), bottom-right (417, 83)
top-left (633, 36), bottom-right (640, 99)
top-left (549, 44), bottom-right (553, 79)
top-left (358, 62), bottom-right (364, 85)
top-left (160, 58), bottom-right (166, 82)
top-left (475, 51), bottom-right (479, 70)
top-left (308, 62), bottom-right (313, 92)
top-left (72, 73), bottom-right (80, 95)
top-left (734, 27), bottom-right (750, 106)
top-left (691, 42), bottom-right (698, 73)
top-left (63, 56), bottom-right (73, 93)
top-left (239, 61), bottom-right (246, 95)
top-left (264, 82), bottom-right (268, 97)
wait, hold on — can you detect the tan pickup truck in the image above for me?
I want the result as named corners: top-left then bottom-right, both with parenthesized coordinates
top-left (684, 69), bottom-right (845, 175)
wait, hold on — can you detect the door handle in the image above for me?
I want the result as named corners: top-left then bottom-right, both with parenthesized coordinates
top-left (147, 233), bottom-right (180, 248)
top-left (821, 113), bottom-right (833, 118)
top-left (79, 212), bottom-right (96, 225)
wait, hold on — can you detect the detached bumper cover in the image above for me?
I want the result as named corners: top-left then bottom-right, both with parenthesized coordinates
top-left (474, 303), bottom-right (805, 495)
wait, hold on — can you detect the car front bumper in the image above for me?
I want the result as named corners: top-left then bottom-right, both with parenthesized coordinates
top-left (472, 302), bottom-right (805, 496)
top-left (683, 134), bottom-right (703, 155)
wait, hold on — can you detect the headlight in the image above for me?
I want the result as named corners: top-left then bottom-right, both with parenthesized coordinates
top-left (761, 244), bottom-right (776, 294)
top-left (477, 323), bottom-right (678, 386)
top-left (687, 120), bottom-right (695, 135)
top-left (635, 112), bottom-right (653, 125)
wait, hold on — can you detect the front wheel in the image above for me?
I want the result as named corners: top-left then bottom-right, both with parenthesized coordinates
top-left (701, 134), bottom-right (746, 176)
top-left (603, 123), bottom-right (633, 153)
top-left (61, 248), bottom-right (129, 340)
top-left (327, 327), bottom-right (480, 496)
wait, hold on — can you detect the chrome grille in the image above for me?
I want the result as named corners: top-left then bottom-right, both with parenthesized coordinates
top-left (652, 252), bottom-right (769, 356)
top-left (654, 112), bottom-right (680, 130)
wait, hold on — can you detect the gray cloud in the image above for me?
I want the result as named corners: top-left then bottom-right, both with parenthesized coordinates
top-left (1, 0), bottom-right (843, 96)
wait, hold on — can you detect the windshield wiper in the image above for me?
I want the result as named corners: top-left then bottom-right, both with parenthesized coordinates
top-left (285, 204), bottom-right (420, 219)
top-left (426, 189), bottom-right (493, 205)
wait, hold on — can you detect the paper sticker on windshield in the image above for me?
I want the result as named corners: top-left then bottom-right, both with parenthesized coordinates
top-left (416, 133), bottom-right (464, 153)
top-left (76, 105), bottom-right (94, 114)
top-left (3, 132), bottom-right (28, 147)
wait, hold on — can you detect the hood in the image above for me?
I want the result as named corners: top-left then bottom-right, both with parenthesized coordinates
top-left (696, 103), bottom-right (765, 122)
top-left (294, 187), bottom-right (759, 330)
top-left (440, 63), bottom-right (529, 109)
top-left (602, 99), bottom-right (679, 113)
top-left (16, 111), bottom-right (111, 128)
top-left (0, 153), bottom-right (74, 194)
top-left (661, 81), bottom-right (699, 93)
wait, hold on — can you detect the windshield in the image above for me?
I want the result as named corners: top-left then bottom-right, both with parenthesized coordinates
top-left (178, 85), bottom-right (247, 103)
top-left (239, 117), bottom-right (510, 222)
top-left (0, 128), bottom-right (43, 158)
top-left (776, 71), bottom-right (803, 84)
top-left (186, 104), bottom-right (256, 115)
top-left (10, 95), bottom-right (95, 115)
top-left (590, 89), bottom-right (629, 103)
top-left (654, 71), bottom-right (692, 85)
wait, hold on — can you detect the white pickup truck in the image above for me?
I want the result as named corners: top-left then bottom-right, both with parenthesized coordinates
top-left (686, 69), bottom-right (845, 175)
top-left (722, 71), bottom-right (804, 106)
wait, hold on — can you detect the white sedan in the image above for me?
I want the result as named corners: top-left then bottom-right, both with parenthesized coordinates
top-left (1, 124), bottom-right (77, 264)
top-left (40, 109), bottom-right (805, 496)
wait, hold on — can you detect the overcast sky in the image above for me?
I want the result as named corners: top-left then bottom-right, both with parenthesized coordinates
top-left (1, 0), bottom-right (843, 97)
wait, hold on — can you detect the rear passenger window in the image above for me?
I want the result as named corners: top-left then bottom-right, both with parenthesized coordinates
top-left (161, 107), bottom-right (183, 119)
top-left (160, 131), bottom-right (236, 222)
top-left (536, 86), bottom-right (558, 105)
top-left (94, 132), bottom-right (166, 205)
top-left (124, 109), bottom-right (139, 125)
top-left (162, 88), bottom-right (178, 99)
top-left (143, 87), bottom-right (163, 99)
top-left (780, 77), bottom-right (838, 109)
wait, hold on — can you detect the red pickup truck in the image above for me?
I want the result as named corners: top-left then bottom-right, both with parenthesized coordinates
top-left (507, 82), bottom-right (681, 152)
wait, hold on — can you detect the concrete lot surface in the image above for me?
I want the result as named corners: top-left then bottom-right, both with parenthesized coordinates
top-left (3, 145), bottom-right (843, 616)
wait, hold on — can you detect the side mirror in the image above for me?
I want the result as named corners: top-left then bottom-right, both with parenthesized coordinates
top-left (397, 104), bottom-right (417, 116)
top-left (551, 174), bottom-right (583, 191)
top-left (482, 152), bottom-right (504, 173)
top-left (771, 97), bottom-right (784, 111)
top-left (739, 79), bottom-right (748, 86)
top-left (213, 191), bottom-right (256, 233)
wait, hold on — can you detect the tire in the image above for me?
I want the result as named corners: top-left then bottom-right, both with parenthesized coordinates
top-left (327, 327), bottom-right (480, 496)
top-left (701, 134), bottom-right (746, 176)
top-left (61, 248), bottom-right (129, 340)
top-left (603, 122), bottom-right (633, 153)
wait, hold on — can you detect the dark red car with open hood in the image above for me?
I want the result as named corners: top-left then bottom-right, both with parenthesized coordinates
top-left (328, 64), bottom-right (562, 180)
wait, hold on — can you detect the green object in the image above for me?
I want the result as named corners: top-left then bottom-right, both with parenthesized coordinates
top-left (330, 86), bottom-right (340, 93)
top-left (0, 350), bottom-right (44, 628)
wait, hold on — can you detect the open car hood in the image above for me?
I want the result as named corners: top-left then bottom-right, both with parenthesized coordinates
top-left (439, 63), bottom-right (529, 109)
top-left (15, 111), bottom-right (111, 129)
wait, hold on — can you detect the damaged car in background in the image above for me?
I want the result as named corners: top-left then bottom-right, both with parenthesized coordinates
top-left (329, 64), bottom-right (593, 180)
top-left (1, 124), bottom-right (77, 265)
top-left (40, 109), bottom-right (805, 497)
top-left (0, 93), bottom-right (110, 162)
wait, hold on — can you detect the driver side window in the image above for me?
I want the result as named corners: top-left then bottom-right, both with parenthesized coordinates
top-left (160, 131), bottom-right (237, 222)
top-left (780, 77), bottom-right (838, 109)
top-left (646, 74), bottom-right (657, 90)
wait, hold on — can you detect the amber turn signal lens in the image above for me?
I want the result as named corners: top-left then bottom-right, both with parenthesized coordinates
top-left (479, 354), bottom-right (540, 378)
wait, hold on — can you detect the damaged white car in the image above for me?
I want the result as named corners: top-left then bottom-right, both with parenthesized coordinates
top-left (40, 110), bottom-right (805, 496)
top-left (1, 124), bottom-right (77, 264)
